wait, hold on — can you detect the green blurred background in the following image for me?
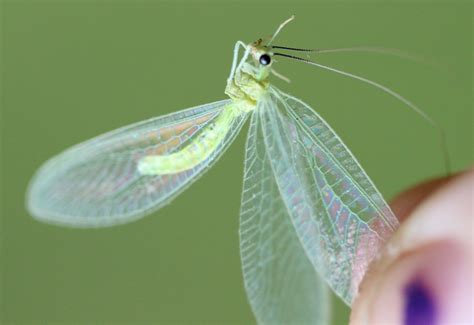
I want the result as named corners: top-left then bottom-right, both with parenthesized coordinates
top-left (1, 0), bottom-right (472, 323)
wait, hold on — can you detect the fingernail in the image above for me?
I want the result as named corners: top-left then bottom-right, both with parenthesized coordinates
top-left (404, 277), bottom-right (437, 325)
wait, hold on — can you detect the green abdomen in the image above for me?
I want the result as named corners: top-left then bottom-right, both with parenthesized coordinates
top-left (137, 106), bottom-right (237, 175)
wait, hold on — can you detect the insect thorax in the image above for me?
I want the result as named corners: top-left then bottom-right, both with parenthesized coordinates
top-left (225, 63), bottom-right (269, 110)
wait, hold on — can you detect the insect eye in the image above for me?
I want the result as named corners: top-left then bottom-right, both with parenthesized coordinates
top-left (259, 54), bottom-right (271, 66)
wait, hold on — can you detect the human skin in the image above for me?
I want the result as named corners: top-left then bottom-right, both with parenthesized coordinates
top-left (350, 168), bottom-right (473, 324)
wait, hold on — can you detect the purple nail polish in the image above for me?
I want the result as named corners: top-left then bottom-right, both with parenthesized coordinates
top-left (404, 278), bottom-right (437, 325)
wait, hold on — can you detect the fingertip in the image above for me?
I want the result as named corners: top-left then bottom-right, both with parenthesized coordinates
top-left (389, 176), bottom-right (453, 222)
top-left (351, 167), bottom-right (474, 324)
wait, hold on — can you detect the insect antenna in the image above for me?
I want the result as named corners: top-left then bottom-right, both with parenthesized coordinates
top-left (270, 45), bottom-right (447, 71)
top-left (271, 45), bottom-right (420, 56)
top-left (274, 52), bottom-right (451, 174)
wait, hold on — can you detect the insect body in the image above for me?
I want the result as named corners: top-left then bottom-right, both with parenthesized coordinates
top-left (138, 49), bottom-right (270, 176)
top-left (139, 41), bottom-right (272, 176)
top-left (27, 16), bottom-right (416, 324)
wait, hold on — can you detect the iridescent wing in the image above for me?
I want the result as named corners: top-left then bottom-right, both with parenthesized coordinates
top-left (260, 87), bottom-right (399, 304)
top-left (27, 100), bottom-right (248, 227)
top-left (240, 111), bottom-right (330, 324)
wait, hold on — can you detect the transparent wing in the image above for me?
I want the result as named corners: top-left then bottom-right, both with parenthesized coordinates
top-left (27, 100), bottom-right (248, 227)
top-left (240, 111), bottom-right (330, 324)
top-left (260, 87), bottom-right (399, 304)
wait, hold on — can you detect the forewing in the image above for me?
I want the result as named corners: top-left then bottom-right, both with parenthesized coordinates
top-left (260, 88), bottom-right (399, 304)
top-left (28, 100), bottom-right (247, 227)
top-left (240, 111), bottom-right (330, 324)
